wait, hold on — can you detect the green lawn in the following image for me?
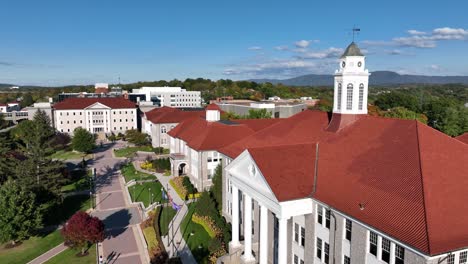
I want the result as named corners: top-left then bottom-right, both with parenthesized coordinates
top-left (181, 204), bottom-right (211, 264)
top-left (159, 206), bottom-right (177, 236)
top-left (121, 163), bottom-right (154, 182)
top-left (114, 146), bottom-right (154, 158)
top-left (44, 194), bottom-right (92, 226)
top-left (129, 181), bottom-right (166, 207)
top-left (45, 244), bottom-right (96, 264)
top-left (51, 150), bottom-right (93, 160)
top-left (61, 170), bottom-right (92, 193)
top-left (0, 230), bottom-right (63, 264)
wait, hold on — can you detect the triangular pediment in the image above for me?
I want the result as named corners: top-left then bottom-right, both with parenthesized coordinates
top-left (226, 150), bottom-right (279, 205)
top-left (85, 102), bottom-right (111, 109)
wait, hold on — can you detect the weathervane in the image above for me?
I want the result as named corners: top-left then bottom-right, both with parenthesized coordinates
top-left (352, 26), bottom-right (361, 42)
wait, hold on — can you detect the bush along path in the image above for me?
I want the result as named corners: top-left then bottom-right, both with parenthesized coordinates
top-left (133, 162), bottom-right (197, 263)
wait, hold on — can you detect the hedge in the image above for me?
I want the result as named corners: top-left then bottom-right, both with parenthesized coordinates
top-left (192, 213), bottom-right (221, 238)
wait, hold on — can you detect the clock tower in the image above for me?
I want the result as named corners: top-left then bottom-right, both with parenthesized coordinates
top-left (333, 42), bottom-right (370, 115)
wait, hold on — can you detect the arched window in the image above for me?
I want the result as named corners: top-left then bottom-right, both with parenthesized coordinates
top-left (358, 83), bottom-right (364, 110)
top-left (161, 126), bottom-right (167, 134)
top-left (346, 84), bottom-right (353, 110)
top-left (337, 83), bottom-right (342, 110)
top-left (170, 125), bottom-right (175, 130)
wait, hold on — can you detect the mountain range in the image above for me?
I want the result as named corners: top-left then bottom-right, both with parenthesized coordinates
top-left (249, 71), bottom-right (468, 86)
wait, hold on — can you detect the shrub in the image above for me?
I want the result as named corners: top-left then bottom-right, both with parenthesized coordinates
top-left (141, 161), bottom-right (154, 171)
top-left (152, 158), bottom-right (171, 173)
top-left (192, 213), bottom-right (221, 238)
top-left (170, 177), bottom-right (187, 200)
top-left (182, 176), bottom-right (197, 196)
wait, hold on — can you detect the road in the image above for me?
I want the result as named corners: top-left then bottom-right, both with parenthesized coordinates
top-left (91, 142), bottom-right (148, 264)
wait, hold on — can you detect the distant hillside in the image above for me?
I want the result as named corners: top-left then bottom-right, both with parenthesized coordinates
top-left (250, 71), bottom-right (468, 86)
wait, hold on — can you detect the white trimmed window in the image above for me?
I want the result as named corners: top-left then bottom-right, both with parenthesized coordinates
top-left (460, 251), bottom-right (467, 264)
top-left (294, 223), bottom-right (299, 243)
top-left (345, 219), bottom-right (352, 241)
top-left (448, 255), bottom-right (455, 264)
top-left (369, 231), bottom-right (378, 256)
top-left (325, 209), bottom-right (330, 229)
top-left (317, 205), bottom-right (323, 224)
top-left (358, 83), bottom-right (364, 110)
top-left (324, 242), bottom-right (330, 264)
top-left (395, 244), bottom-right (404, 264)
top-left (382, 238), bottom-right (391, 263)
top-left (161, 126), bottom-right (167, 133)
top-left (344, 255), bottom-right (351, 264)
top-left (301, 226), bottom-right (305, 247)
top-left (337, 83), bottom-right (342, 110)
top-left (346, 83), bottom-right (353, 110)
top-left (316, 237), bottom-right (322, 259)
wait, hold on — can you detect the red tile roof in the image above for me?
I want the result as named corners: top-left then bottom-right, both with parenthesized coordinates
top-left (53, 98), bottom-right (136, 110)
top-left (206, 103), bottom-right (222, 110)
top-left (456, 132), bottom-right (468, 144)
top-left (219, 110), bottom-right (330, 158)
top-left (237, 111), bottom-right (468, 255)
top-left (144, 107), bottom-right (205, 124)
top-left (168, 117), bottom-right (257, 151)
top-left (248, 143), bottom-right (317, 201)
top-left (232, 119), bottom-right (283, 132)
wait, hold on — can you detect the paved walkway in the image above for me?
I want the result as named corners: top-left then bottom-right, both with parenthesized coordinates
top-left (134, 162), bottom-right (197, 264)
top-left (91, 142), bottom-right (148, 264)
top-left (26, 243), bottom-right (67, 264)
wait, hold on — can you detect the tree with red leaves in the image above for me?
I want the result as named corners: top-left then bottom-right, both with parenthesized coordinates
top-left (61, 211), bottom-right (105, 255)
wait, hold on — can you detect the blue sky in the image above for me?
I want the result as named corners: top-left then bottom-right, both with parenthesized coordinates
top-left (1, 0), bottom-right (468, 86)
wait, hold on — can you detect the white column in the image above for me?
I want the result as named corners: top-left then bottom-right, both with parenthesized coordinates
top-left (259, 204), bottom-right (268, 264)
top-left (229, 185), bottom-right (240, 248)
top-left (377, 236), bottom-right (383, 260)
top-left (278, 217), bottom-right (288, 264)
top-left (390, 242), bottom-right (396, 264)
top-left (241, 194), bottom-right (254, 262)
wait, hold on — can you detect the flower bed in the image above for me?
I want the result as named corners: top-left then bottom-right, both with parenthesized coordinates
top-left (142, 209), bottom-right (168, 263)
top-left (169, 177), bottom-right (187, 200)
top-left (192, 213), bottom-right (221, 238)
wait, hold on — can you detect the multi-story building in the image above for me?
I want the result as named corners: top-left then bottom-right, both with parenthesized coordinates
top-left (53, 97), bottom-right (137, 135)
top-left (141, 107), bottom-right (206, 148)
top-left (167, 104), bottom-right (280, 190)
top-left (215, 42), bottom-right (468, 264)
top-left (57, 83), bottom-right (123, 102)
top-left (216, 99), bottom-right (307, 118)
top-left (130, 87), bottom-right (201, 108)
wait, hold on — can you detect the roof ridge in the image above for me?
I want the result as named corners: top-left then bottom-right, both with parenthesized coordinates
top-left (415, 121), bottom-right (431, 254)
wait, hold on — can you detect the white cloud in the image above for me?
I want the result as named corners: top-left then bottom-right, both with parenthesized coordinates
top-left (408, 29), bottom-right (427, 35)
top-left (432, 27), bottom-right (468, 40)
top-left (274, 46), bottom-right (289, 51)
top-left (392, 36), bottom-right (437, 48)
top-left (298, 47), bottom-right (343, 59)
top-left (386, 49), bottom-right (403, 55)
top-left (295, 40), bottom-right (310, 48)
top-left (248, 46), bottom-right (262, 51)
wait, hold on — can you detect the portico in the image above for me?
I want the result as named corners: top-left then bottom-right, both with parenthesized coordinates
top-left (226, 150), bottom-right (314, 264)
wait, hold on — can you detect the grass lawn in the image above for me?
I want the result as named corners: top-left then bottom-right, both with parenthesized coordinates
top-left (114, 146), bottom-right (154, 158)
top-left (45, 243), bottom-right (96, 264)
top-left (181, 204), bottom-right (211, 264)
top-left (159, 206), bottom-right (177, 236)
top-left (129, 181), bottom-right (166, 207)
top-left (51, 150), bottom-right (93, 160)
top-left (45, 194), bottom-right (92, 226)
top-left (61, 170), bottom-right (92, 193)
top-left (121, 163), bottom-right (154, 182)
top-left (0, 230), bottom-right (62, 264)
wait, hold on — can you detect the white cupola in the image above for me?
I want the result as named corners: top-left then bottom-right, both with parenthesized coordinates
top-left (333, 42), bottom-right (370, 115)
top-left (206, 104), bottom-right (221, 122)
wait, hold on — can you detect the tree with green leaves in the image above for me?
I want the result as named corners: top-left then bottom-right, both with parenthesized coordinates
top-left (0, 134), bottom-right (13, 184)
top-left (0, 180), bottom-right (44, 245)
top-left (383, 107), bottom-right (428, 124)
top-left (210, 164), bottom-right (222, 211)
top-left (246, 108), bottom-right (272, 119)
top-left (71, 127), bottom-right (96, 153)
top-left (125, 129), bottom-right (149, 146)
top-left (21, 93), bottom-right (34, 108)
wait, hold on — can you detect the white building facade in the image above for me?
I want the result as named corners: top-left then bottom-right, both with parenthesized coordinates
top-left (53, 98), bottom-right (137, 135)
top-left (131, 87), bottom-right (202, 108)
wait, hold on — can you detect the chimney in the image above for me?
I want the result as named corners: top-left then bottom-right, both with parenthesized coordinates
top-left (206, 104), bottom-right (220, 122)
